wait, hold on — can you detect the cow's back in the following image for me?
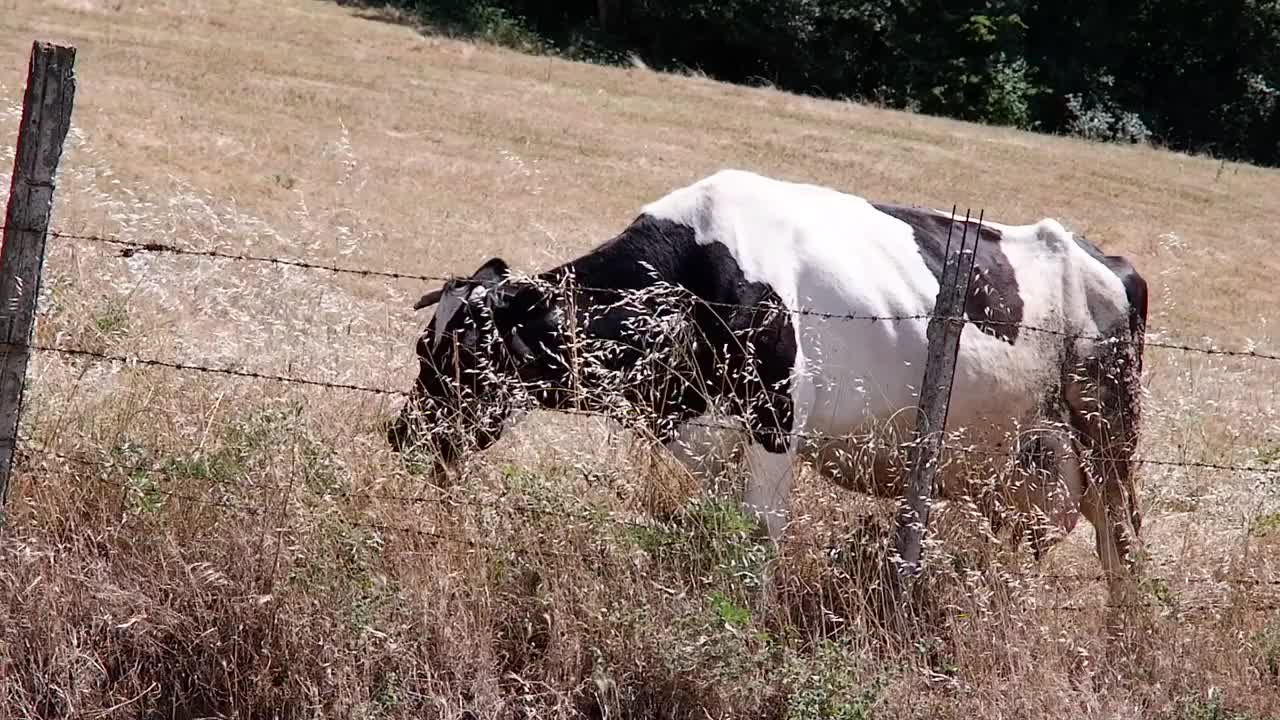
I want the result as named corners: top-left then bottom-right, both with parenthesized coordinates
top-left (640, 169), bottom-right (1132, 448)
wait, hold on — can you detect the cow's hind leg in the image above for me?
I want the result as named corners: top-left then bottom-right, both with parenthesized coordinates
top-left (1007, 422), bottom-right (1086, 560)
top-left (1065, 337), bottom-right (1145, 605)
top-left (1077, 479), bottom-right (1136, 606)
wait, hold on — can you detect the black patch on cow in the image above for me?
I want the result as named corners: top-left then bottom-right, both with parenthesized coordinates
top-left (871, 203), bottom-right (1025, 344)
top-left (534, 213), bottom-right (798, 454)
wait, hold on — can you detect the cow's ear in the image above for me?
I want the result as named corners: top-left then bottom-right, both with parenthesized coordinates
top-left (415, 256), bottom-right (507, 310)
top-left (469, 257), bottom-right (510, 287)
top-left (429, 282), bottom-right (470, 351)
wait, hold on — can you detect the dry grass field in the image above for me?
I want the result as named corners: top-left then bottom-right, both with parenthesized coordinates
top-left (2, 0), bottom-right (1279, 717)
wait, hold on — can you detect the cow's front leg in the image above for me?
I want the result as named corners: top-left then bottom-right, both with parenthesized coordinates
top-left (742, 441), bottom-right (796, 543)
top-left (738, 376), bottom-right (799, 543)
top-left (661, 414), bottom-right (743, 485)
top-left (742, 438), bottom-right (796, 610)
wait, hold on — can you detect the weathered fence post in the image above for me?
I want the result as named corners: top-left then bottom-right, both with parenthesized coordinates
top-left (0, 41), bottom-right (77, 510)
top-left (889, 207), bottom-right (980, 598)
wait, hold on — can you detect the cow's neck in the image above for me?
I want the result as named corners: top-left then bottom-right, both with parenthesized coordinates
top-left (522, 214), bottom-right (719, 423)
top-left (540, 214), bottom-right (701, 298)
top-left (530, 213), bottom-right (716, 341)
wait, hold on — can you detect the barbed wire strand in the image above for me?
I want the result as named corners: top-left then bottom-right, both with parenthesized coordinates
top-left (29, 341), bottom-right (405, 396)
top-left (19, 450), bottom-right (586, 559)
top-left (23, 442), bottom-right (1280, 591)
top-left (16, 450), bottom-right (1280, 613)
top-left (21, 438), bottom-right (1280, 580)
top-left (22, 226), bottom-right (1280, 363)
top-left (24, 340), bottom-right (1280, 477)
top-left (43, 228), bottom-right (448, 283)
top-left (19, 441), bottom-right (863, 560)
top-left (24, 441), bottom-right (649, 533)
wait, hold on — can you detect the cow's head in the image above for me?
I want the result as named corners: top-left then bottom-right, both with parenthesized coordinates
top-left (386, 258), bottom-right (564, 471)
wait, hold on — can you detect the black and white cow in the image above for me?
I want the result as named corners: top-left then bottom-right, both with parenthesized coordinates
top-left (387, 169), bottom-right (1149, 597)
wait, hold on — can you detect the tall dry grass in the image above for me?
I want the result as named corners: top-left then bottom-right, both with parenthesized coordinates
top-left (0, 0), bottom-right (1278, 717)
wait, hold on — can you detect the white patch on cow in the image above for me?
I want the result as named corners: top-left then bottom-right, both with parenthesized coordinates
top-left (642, 169), bottom-right (1137, 546)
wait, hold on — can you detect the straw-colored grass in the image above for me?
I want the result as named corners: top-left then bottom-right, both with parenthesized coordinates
top-left (1, 0), bottom-right (1278, 717)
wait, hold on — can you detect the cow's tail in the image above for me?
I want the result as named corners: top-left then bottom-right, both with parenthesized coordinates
top-left (1113, 257), bottom-right (1148, 540)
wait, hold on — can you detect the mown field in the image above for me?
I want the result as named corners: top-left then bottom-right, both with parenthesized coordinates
top-left (1, 0), bottom-right (1279, 717)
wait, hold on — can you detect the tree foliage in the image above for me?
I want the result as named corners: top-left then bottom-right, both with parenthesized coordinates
top-left (379, 0), bottom-right (1280, 166)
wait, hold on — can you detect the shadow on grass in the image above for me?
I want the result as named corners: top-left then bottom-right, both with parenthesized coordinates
top-left (330, 0), bottom-right (420, 28)
top-left (324, 0), bottom-right (638, 67)
top-left (326, 0), bottom-right (551, 53)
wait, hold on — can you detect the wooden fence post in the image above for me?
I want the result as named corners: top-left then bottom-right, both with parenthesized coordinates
top-left (0, 41), bottom-right (77, 510)
top-left (889, 207), bottom-right (980, 596)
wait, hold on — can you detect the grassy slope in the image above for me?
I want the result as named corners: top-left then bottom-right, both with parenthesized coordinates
top-left (1, 0), bottom-right (1279, 717)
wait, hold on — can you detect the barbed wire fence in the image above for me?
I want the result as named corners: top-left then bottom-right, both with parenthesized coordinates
top-left (2, 41), bottom-right (1278, 623)
top-left (9, 235), bottom-right (1280, 613)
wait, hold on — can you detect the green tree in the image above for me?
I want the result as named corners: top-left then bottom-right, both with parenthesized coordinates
top-left (358, 0), bottom-right (1280, 166)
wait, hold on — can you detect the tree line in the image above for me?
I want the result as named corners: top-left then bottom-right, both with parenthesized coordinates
top-left (368, 0), bottom-right (1280, 167)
